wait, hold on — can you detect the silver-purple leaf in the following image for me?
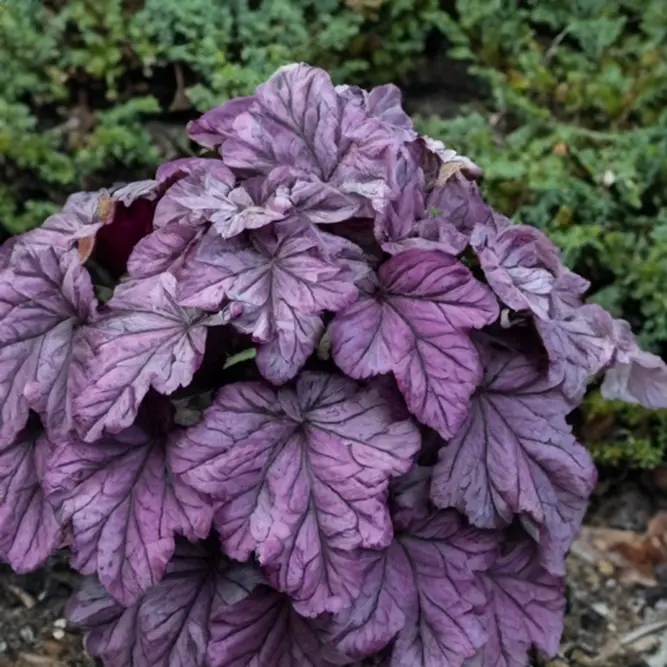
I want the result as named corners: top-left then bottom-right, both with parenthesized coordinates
top-left (0, 427), bottom-right (61, 572)
top-left (43, 426), bottom-right (213, 606)
top-left (390, 464), bottom-right (433, 530)
top-left (170, 372), bottom-right (421, 616)
top-left (389, 513), bottom-right (496, 667)
top-left (335, 82), bottom-right (416, 143)
top-left (601, 318), bottom-right (667, 408)
top-left (320, 546), bottom-right (408, 659)
top-left (208, 587), bottom-right (338, 667)
top-left (154, 162), bottom-right (293, 240)
top-left (155, 156), bottom-right (234, 184)
top-left (68, 539), bottom-right (261, 667)
top-left (0, 247), bottom-right (96, 440)
top-left (126, 222), bottom-right (204, 279)
top-left (153, 162), bottom-right (236, 229)
top-left (177, 220), bottom-right (359, 383)
top-left (431, 341), bottom-right (597, 575)
top-left (262, 166), bottom-right (362, 224)
top-left (415, 175), bottom-right (492, 256)
top-left (187, 95), bottom-right (256, 150)
top-left (254, 312), bottom-right (324, 385)
top-left (330, 249), bottom-right (499, 439)
top-left (465, 540), bottom-right (565, 667)
top-left (472, 223), bottom-right (563, 321)
top-left (325, 511), bottom-right (496, 667)
top-left (204, 63), bottom-right (401, 207)
top-left (377, 161), bottom-right (491, 258)
top-left (535, 303), bottom-right (615, 402)
top-left (73, 272), bottom-right (218, 442)
top-left (15, 190), bottom-right (111, 255)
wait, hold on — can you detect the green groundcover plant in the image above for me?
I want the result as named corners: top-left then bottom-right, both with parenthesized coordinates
top-left (414, 0), bottom-right (667, 466)
top-left (1, 63), bottom-right (666, 667)
top-left (0, 0), bottom-right (445, 235)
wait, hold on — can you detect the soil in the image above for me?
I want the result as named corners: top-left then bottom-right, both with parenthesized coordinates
top-left (0, 553), bottom-right (93, 667)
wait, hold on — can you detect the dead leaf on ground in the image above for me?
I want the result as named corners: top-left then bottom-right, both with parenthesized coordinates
top-left (572, 512), bottom-right (667, 587)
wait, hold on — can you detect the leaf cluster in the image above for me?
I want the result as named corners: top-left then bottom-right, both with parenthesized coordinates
top-left (0, 0), bottom-right (444, 235)
top-left (417, 0), bottom-right (667, 467)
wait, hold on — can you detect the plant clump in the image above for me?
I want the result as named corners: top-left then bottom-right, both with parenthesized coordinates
top-left (1, 63), bottom-right (666, 667)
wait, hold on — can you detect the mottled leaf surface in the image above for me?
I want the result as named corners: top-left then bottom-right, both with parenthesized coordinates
top-left (208, 587), bottom-right (337, 667)
top-left (171, 372), bottom-right (420, 616)
top-left (331, 249), bottom-right (498, 439)
top-left (473, 224), bottom-right (562, 320)
top-left (465, 540), bottom-right (565, 667)
top-left (0, 427), bottom-right (61, 572)
top-left (601, 318), bottom-right (667, 409)
top-left (535, 303), bottom-right (615, 401)
top-left (68, 539), bottom-right (260, 667)
top-left (431, 341), bottom-right (597, 575)
top-left (44, 426), bottom-right (213, 605)
top-left (207, 63), bottom-right (402, 204)
top-left (177, 221), bottom-right (358, 383)
top-left (0, 247), bottom-right (96, 440)
top-left (74, 272), bottom-right (217, 441)
top-left (326, 512), bottom-right (496, 667)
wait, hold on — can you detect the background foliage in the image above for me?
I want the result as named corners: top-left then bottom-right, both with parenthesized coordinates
top-left (2, 0), bottom-right (666, 466)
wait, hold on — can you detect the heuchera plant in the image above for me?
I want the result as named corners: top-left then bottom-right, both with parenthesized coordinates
top-left (1, 63), bottom-right (666, 667)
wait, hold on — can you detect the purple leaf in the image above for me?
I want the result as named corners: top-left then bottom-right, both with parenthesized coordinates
top-left (68, 539), bottom-right (261, 667)
top-left (209, 63), bottom-right (401, 207)
top-left (208, 586), bottom-right (338, 667)
top-left (127, 222), bottom-right (204, 279)
top-left (431, 340), bottom-right (597, 575)
top-left (419, 136), bottom-right (484, 185)
top-left (390, 465), bottom-right (433, 530)
top-left (16, 181), bottom-right (162, 274)
top-left (551, 268), bottom-right (590, 311)
top-left (0, 247), bottom-right (96, 440)
top-left (73, 272), bottom-right (219, 442)
top-left (187, 96), bottom-right (257, 150)
top-left (601, 318), bottom-right (667, 409)
top-left (153, 162), bottom-right (236, 229)
top-left (177, 221), bottom-right (359, 383)
top-left (178, 221), bottom-right (358, 314)
top-left (373, 150), bottom-right (425, 252)
top-left (466, 540), bottom-right (565, 667)
top-left (127, 161), bottom-right (238, 279)
top-left (263, 166), bottom-right (362, 224)
top-left (155, 156), bottom-right (233, 184)
top-left (414, 175), bottom-right (492, 255)
top-left (330, 249), bottom-right (499, 439)
top-left (43, 426), bottom-right (213, 605)
top-left (472, 223), bottom-right (563, 321)
top-left (535, 303), bottom-right (615, 402)
top-left (254, 312), bottom-right (324, 384)
top-left (16, 190), bottom-right (112, 255)
top-left (325, 511), bottom-right (496, 667)
top-left (377, 163), bottom-right (491, 257)
top-left (171, 372), bottom-right (420, 616)
top-left (154, 163), bottom-right (295, 240)
top-left (389, 513), bottom-right (496, 667)
top-left (0, 237), bottom-right (17, 270)
top-left (335, 82), bottom-right (416, 143)
top-left (0, 426), bottom-right (61, 572)
top-left (320, 546), bottom-right (407, 659)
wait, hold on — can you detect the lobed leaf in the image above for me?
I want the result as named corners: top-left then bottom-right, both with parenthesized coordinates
top-left (171, 371), bottom-right (420, 616)
top-left (331, 248), bottom-right (499, 439)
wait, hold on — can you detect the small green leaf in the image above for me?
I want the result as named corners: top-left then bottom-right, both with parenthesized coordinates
top-left (223, 348), bottom-right (257, 369)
